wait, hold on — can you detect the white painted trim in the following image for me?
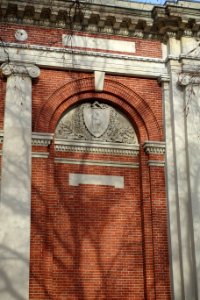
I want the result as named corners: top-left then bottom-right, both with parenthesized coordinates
top-left (54, 158), bottom-right (139, 168)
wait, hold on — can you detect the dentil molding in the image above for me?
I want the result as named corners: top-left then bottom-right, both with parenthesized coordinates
top-left (1, 0), bottom-right (200, 40)
top-left (143, 141), bottom-right (166, 154)
top-left (32, 132), bottom-right (54, 146)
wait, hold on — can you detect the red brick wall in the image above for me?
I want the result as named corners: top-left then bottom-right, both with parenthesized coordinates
top-left (0, 23), bottom-right (162, 58)
top-left (29, 68), bottom-right (170, 299)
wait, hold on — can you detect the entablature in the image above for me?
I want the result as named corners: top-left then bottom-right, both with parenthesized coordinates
top-left (1, 0), bottom-right (200, 40)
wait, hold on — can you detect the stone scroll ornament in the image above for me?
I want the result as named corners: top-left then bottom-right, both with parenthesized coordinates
top-left (55, 101), bottom-right (138, 144)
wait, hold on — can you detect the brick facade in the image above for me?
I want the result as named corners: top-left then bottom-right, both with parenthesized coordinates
top-left (28, 67), bottom-right (170, 299)
top-left (2, 1), bottom-right (200, 299)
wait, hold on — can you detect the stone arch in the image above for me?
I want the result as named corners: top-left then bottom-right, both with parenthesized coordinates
top-left (34, 77), bottom-right (162, 142)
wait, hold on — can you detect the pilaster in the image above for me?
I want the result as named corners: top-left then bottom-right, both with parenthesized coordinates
top-left (160, 74), bottom-right (184, 300)
top-left (0, 62), bottom-right (40, 300)
top-left (163, 33), bottom-right (199, 299)
top-left (178, 69), bottom-right (200, 300)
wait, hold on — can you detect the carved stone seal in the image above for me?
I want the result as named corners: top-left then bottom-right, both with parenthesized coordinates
top-left (83, 102), bottom-right (110, 138)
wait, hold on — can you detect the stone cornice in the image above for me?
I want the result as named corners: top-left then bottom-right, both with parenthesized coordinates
top-left (1, 0), bottom-right (200, 40)
top-left (0, 132), bottom-right (54, 146)
top-left (55, 139), bottom-right (140, 156)
top-left (143, 141), bottom-right (166, 155)
top-left (1, 62), bottom-right (40, 78)
top-left (32, 132), bottom-right (54, 146)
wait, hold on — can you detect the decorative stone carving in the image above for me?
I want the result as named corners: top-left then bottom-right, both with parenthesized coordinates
top-left (55, 101), bottom-right (138, 145)
top-left (1, 0), bottom-right (200, 40)
top-left (15, 29), bottom-right (28, 41)
top-left (1, 62), bottom-right (40, 78)
top-left (178, 73), bottom-right (200, 86)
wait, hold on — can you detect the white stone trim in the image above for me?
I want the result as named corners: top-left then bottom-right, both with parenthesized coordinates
top-left (1, 62), bottom-right (40, 78)
top-left (143, 141), bottom-right (166, 154)
top-left (178, 72), bottom-right (200, 86)
top-left (158, 74), bottom-right (170, 83)
top-left (0, 43), bottom-right (167, 78)
top-left (0, 62), bottom-right (40, 300)
top-left (55, 158), bottom-right (139, 168)
top-left (32, 152), bottom-right (49, 158)
top-left (148, 160), bottom-right (165, 167)
top-left (0, 131), bottom-right (54, 146)
top-left (94, 71), bottom-right (105, 92)
top-left (69, 173), bottom-right (124, 189)
top-left (62, 35), bottom-right (136, 53)
top-left (0, 42), bottom-right (165, 63)
top-left (55, 140), bottom-right (140, 156)
top-left (164, 40), bottom-right (197, 298)
top-left (32, 132), bottom-right (54, 146)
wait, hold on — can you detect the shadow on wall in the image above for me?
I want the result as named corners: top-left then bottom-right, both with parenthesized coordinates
top-left (30, 159), bottom-right (144, 300)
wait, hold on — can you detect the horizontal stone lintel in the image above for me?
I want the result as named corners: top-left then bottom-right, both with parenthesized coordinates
top-left (55, 158), bottom-right (139, 168)
top-left (0, 42), bottom-right (165, 63)
top-left (0, 43), bottom-right (166, 78)
top-left (148, 160), bottom-right (165, 167)
top-left (32, 152), bottom-right (49, 158)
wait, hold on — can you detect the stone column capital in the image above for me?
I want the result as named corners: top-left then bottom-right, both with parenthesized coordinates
top-left (178, 72), bottom-right (200, 86)
top-left (1, 62), bottom-right (40, 78)
top-left (158, 74), bottom-right (170, 85)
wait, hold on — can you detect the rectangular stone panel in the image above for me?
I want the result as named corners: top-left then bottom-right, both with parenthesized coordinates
top-left (69, 173), bottom-right (124, 188)
top-left (62, 35), bottom-right (136, 53)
